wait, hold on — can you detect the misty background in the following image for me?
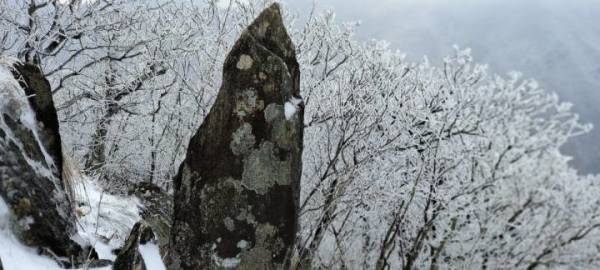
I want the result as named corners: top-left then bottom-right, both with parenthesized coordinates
top-left (288, 0), bottom-right (600, 174)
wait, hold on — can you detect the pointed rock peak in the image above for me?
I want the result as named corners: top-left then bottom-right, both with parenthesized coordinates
top-left (230, 3), bottom-right (300, 95)
top-left (168, 3), bottom-right (303, 269)
top-left (246, 3), bottom-right (294, 58)
top-left (249, 3), bottom-right (285, 34)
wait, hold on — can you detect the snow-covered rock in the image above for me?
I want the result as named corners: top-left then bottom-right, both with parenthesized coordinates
top-left (0, 59), bottom-right (86, 266)
top-left (0, 171), bottom-right (145, 270)
top-left (0, 59), bottom-right (147, 269)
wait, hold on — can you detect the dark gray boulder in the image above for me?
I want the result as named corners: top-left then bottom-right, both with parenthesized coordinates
top-left (0, 61), bottom-right (85, 266)
top-left (168, 3), bottom-right (303, 269)
top-left (129, 182), bottom-right (173, 257)
top-left (113, 221), bottom-right (156, 270)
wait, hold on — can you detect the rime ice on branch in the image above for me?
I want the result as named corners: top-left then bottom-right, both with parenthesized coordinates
top-left (168, 3), bottom-right (303, 269)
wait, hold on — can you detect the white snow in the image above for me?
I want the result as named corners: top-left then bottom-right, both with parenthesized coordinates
top-left (0, 197), bottom-right (113, 270)
top-left (73, 176), bottom-right (143, 260)
top-left (284, 96), bottom-right (302, 120)
top-left (284, 102), bottom-right (296, 120)
top-left (139, 243), bottom-right (167, 270)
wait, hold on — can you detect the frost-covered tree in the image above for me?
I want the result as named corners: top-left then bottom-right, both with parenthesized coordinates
top-left (0, 0), bottom-right (241, 187)
top-left (294, 13), bottom-right (600, 268)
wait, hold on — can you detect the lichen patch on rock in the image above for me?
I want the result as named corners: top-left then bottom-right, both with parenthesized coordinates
top-left (238, 223), bottom-right (285, 270)
top-left (235, 89), bottom-right (264, 119)
top-left (231, 123), bottom-right (255, 157)
top-left (241, 141), bottom-right (291, 195)
top-left (264, 103), bottom-right (283, 124)
top-left (236, 54), bottom-right (254, 70)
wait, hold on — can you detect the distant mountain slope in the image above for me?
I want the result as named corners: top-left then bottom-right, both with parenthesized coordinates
top-left (289, 0), bottom-right (600, 173)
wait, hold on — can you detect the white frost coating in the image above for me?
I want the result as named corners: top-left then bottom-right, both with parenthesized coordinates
top-left (284, 96), bottom-right (302, 120)
top-left (215, 0), bottom-right (248, 9)
top-left (139, 243), bottom-right (167, 270)
top-left (0, 63), bottom-right (118, 269)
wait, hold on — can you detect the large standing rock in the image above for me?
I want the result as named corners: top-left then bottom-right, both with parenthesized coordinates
top-left (0, 61), bottom-right (84, 266)
top-left (169, 4), bottom-right (303, 269)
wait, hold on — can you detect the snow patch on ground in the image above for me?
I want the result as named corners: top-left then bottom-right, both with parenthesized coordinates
top-left (74, 176), bottom-right (143, 260)
top-left (139, 242), bottom-right (167, 270)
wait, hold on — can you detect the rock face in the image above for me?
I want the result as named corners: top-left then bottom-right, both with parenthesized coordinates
top-left (168, 4), bottom-right (303, 269)
top-left (113, 221), bottom-right (156, 270)
top-left (129, 182), bottom-right (173, 256)
top-left (11, 63), bottom-right (64, 174)
top-left (0, 61), bottom-right (83, 265)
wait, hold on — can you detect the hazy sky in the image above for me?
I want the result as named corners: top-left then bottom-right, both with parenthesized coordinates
top-left (288, 0), bottom-right (600, 174)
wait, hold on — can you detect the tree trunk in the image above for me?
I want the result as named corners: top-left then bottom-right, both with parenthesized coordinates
top-left (84, 109), bottom-right (114, 172)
